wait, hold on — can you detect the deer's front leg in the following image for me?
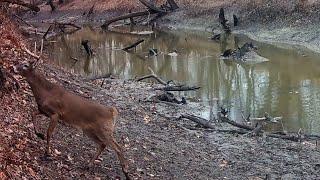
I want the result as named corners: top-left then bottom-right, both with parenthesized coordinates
top-left (46, 113), bottom-right (59, 155)
top-left (31, 109), bottom-right (46, 140)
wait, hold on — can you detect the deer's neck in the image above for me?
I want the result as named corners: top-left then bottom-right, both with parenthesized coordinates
top-left (25, 71), bottom-right (56, 97)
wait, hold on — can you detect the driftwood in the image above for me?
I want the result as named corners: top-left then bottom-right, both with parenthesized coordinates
top-left (101, 10), bottom-right (157, 29)
top-left (154, 85), bottom-right (200, 92)
top-left (218, 8), bottom-right (231, 33)
top-left (81, 40), bottom-right (93, 56)
top-left (122, 39), bottom-right (144, 51)
top-left (233, 14), bottom-right (239, 27)
top-left (155, 92), bottom-right (185, 104)
top-left (136, 67), bottom-right (167, 85)
top-left (179, 112), bottom-right (319, 142)
top-left (101, 0), bottom-right (178, 29)
top-left (1, 0), bottom-right (40, 12)
top-left (180, 114), bottom-right (215, 129)
top-left (43, 25), bottom-right (53, 39)
top-left (219, 116), bottom-right (254, 131)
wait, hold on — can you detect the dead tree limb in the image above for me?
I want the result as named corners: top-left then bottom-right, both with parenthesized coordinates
top-left (136, 67), bottom-right (167, 85)
top-left (101, 0), bottom-right (179, 29)
top-left (182, 113), bottom-right (320, 142)
top-left (154, 85), bottom-right (200, 91)
top-left (219, 115), bottom-right (254, 131)
top-left (1, 0), bottom-right (40, 12)
top-left (46, 0), bottom-right (55, 11)
top-left (218, 8), bottom-right (231, 33)
top-left (43, 25), bottom-right (53, 40)
top-left (233, 14), bottom-right (239, 27)
top-left (180, 114), bottom-right (215, 129)
top-left (138, 0), bottom-right (166, 13)
top-left (87, 4), bottom-right (95, 17)
top-left (81, 40), bottom-right (93, 56)
top-left (122, 39), bottom-right (144, 51)
top-left (101, 10), bottom-right (157, 29)
top-left (167, 0), bottom-right (179, 10)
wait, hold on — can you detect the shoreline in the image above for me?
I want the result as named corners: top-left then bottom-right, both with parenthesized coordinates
top-left (157, 15), bottom-right (320, 54)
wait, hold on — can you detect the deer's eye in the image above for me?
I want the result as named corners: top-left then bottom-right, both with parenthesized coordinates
top-left (22, 64), bottom-right (29, 70)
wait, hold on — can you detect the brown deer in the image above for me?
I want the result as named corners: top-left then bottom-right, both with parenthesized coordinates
top-left (13, 61), bottom-right (130, 179)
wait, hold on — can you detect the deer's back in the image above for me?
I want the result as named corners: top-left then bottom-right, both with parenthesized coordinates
top-left (58, 91), bottom-right (118, 131)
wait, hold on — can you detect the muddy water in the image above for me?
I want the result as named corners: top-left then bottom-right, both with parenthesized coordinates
top-left (50, 27), bottom-right (320, 133)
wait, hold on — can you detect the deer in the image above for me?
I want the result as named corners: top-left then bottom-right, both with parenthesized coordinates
top-left (13, 60), bottom-right (130, 179)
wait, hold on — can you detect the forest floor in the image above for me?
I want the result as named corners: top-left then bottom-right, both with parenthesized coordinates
top-left (1, 0), bottom-right (320, 179)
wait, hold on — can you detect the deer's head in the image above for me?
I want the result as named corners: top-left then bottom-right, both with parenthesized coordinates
top-left (13, 60), bottom-right (40, 76)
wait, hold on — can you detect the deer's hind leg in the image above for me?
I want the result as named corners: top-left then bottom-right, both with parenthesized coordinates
top-left (83, 129), bottom-right (106, 164)
top-left (106, 136), bottom-right (130, 180)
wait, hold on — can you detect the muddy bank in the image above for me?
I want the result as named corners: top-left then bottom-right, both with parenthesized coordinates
top-left (23, 0), bottom-right (320, 53)
top-left (159, 14), bottom-right (320, 54)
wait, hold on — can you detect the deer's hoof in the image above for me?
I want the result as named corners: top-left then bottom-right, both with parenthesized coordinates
top-left (40, 154), bottom-right (53, 161)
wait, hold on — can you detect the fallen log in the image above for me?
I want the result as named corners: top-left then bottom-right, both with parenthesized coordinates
top-left (219, 115), bottom-right (254, 131)
top-left (122, 39), bottom-right (144, 51)
top-left (1, 0), bottom-right (40, 12)
top-left (136, 67), bottom-right (167, 85)
top-left (180, 114), bottom-right (215, 129)
top-left (179, 112), bottom-right (320, 142)
top-left (101, 10), bottom-right (157, 29)
top-left (101, 0), bottom-right (178, 29)
top-left (154, 85), bottom-right (200, 92)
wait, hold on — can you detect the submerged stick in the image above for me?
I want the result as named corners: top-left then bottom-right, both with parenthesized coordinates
top-left (122, 39), bottom-right (144, 51)
top-left (136, 67), bottom-right (167, 85)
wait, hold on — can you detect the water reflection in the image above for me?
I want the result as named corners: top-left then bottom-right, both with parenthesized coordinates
top-left (50, 28), bottom-right (320, 133)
